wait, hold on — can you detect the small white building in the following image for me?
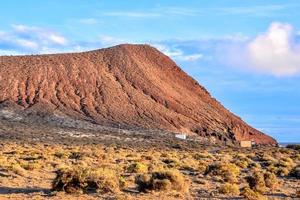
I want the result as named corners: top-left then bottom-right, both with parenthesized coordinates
top-left (240, 140), bottom-right (252, 148)
top-left (175, 134), bottom-right (187, 140)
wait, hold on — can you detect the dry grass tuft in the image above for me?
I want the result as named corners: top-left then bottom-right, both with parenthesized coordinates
top-left (9, 164), bottom-right (26, 176)
top-left (264, 172), bottom-right (279, 189)
top-left (135, 170), bottom-right (188, 193)
top-left (296, 190), bottom-right (300, 198)
top-left (205, 162), bottom-right (240, 183)
top-left (218, 183), bottom-right (240, 195)
top-left (289, 165), bottom-right (300, 179)
top-left (241, 187), bottom-right (267, 200)
top-left (52, 166), bottom-right (119, 194)
top-left (127, 162), bottom-right (148, 173)
top-left (246, 171), bottom-right (267, 193)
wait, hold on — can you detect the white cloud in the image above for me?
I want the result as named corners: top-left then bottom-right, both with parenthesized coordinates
top-left (11, 24), bottom-right (68, 46)
top-left (178, 54), bottom-right (203, 61)
top-left (47, 34), bottom-right (67, 45)
top-left (152, 43), bottom-right (203, 61)
top-left (15, 39), bottom-right (38, 49)
top-left (0, 24), bottom-right (68, 55)
top-left (11, 24), bottom-right (29, 32)
top-left (225, 22), bottom-right (300, 77)
top-left (102, 7), bottom-right (201, 18)
top-left (247, 22), bottom-right (300, 76)
top-left (0, 25), bottom-right (127, 55)
top-left (152, 43), bottom-right (182, 57)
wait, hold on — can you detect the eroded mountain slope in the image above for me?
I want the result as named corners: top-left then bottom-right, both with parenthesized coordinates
top-left (0, 44), bottom-right (277, 145)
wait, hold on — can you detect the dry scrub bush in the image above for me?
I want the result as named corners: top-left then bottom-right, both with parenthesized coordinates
top-left (286, 144), bottom-right (300, 150)
top-left (205, 162), bottom-right (240, 183)
top-left (54, 149), bottom-right (69, 159)
top-left (241, 187), bottom-right (267, 200)
top-left (246, 171), bottom-right (267, 193)
top-left (249, 162), bottom-right (261, 170)
top-left (218, 183), bottom-right (240, 195)
top-left (193, 152), bottom-right (213, 160)
top-left (196, 161), bottom-right (209, 174)
top-left (289, 165), bottom-right (300, 179)
top-left (19, 161), bottom-right (41, 171)
top-left (296, 190), bottom-right (300, 198)
top-left (233, 154), bottom-right (252, 169)
top-left (161, 157), bottom-right (180, 168)
top-left (127, 162), bottom-right (148, 173)
top-left (264, 172), bottom-right (279, 189)
top-left (0, 155), bottom-right (8, 168)
top-left (258, 153), bottom-right (276, 163)
top-left (135, 170), bottom-right (188, 193)
top-left (147, 161), bottom-right (166, 172)
top-left (246, 171), bottom-right (279, 193)
top-left (179, 156), bottom-right (203, 172)
top-left (258, 153), bottom-right (277, 168)
top-left (235, 159), bottom-right (250, 169)
top-left (9, 163), bottom-right (26, 176)
top-left (52, 166), bottom-right (119, 194)
top-left (266, 156), bottom-right (295, 176)
top-left (278, 157), bottom-right (294, 168)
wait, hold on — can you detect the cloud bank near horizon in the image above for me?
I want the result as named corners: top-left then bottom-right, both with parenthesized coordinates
top-left (1, 22), bottom-right (300, 77)
top-left (0, 24), bottom-right (68, 55)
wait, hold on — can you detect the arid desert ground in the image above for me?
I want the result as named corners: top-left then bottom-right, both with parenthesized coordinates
top-left (0, 139), bottom-right (299, 200)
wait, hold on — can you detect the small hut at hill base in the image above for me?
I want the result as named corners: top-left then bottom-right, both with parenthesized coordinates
top-left (240, 140), bottom-right (256, 148)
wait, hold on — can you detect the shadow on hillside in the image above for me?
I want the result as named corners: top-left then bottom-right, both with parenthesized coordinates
top-left (0, 186), bottom-right (51, 195)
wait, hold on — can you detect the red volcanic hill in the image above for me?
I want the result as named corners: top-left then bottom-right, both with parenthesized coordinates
top-left (0, 44), bottom-right (276, 145)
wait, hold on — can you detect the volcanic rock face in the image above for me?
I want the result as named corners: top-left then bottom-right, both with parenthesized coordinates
top-left (0, 44), bottom-right (276, 145)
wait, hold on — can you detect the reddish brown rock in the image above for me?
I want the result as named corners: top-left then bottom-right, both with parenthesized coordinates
top-left (0, 44), bottom-right (277, 145)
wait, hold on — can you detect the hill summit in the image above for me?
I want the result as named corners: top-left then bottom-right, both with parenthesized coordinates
top-left (0, 44), bottom-right (276, 145)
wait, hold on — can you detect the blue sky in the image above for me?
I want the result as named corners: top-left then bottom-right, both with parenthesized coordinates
top-left (1, 0), bottom-right (300, 142)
